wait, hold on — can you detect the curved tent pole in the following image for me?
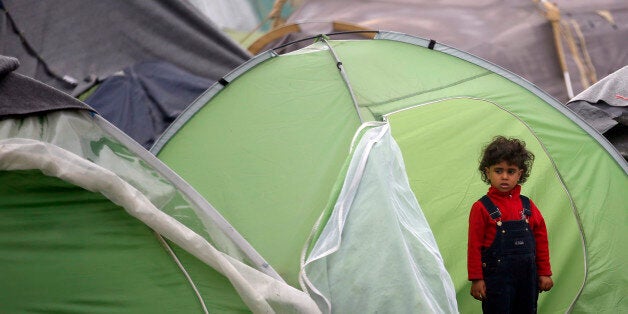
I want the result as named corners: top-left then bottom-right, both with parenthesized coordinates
top-left (321, 36), bottom-right (364, 123)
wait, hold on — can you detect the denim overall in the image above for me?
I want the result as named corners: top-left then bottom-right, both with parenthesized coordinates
top-left (479, 195), bottom-right (538, 314)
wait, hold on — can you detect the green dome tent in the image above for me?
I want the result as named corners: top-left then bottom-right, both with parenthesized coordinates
top-left (0, 56), bottom-right (318, 313)
top-left (152, 32), bottom-right (628, 313)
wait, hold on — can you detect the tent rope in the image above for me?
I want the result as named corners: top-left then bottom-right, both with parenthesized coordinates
top-left (321, 36), bottom-right (364, 123)
top-left (155, 232), bottom-right (209, 314)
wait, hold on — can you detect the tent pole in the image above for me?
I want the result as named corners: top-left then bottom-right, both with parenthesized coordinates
top-left (321, 37), bottom-right (365, 123)
top-left (539, 0), bottom-right (574, 99)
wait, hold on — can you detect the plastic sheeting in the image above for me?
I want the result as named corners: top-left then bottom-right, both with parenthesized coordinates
top-left (301, 124), bottom-right (458, 313)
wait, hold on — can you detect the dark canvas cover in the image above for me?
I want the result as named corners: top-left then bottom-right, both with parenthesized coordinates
top-left (83, 61), bottom-right (212, 149)
top-left (270, 0), bottom-right (627, 103)
top-left (0, 0), bottom-right (250, 96)
top-left (0, 55), bottom-right (92, 118)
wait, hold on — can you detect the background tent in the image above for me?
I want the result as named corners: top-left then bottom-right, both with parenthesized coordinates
top-left (81, 61), bottom-right (213, 149)
top-left (0, 0), bottom-right (251, 149)
top-left (0, 55), bottom-right (319, 313)
top-left (0, 0), bottom-right (249, 95)
top-left (152, 33), bottom-right (627, 313)
top-left (566, 66), bottom-right (627, 159)
top-left (248, 0), bottom-right (627, 104)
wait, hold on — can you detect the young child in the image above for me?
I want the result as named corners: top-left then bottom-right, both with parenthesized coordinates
top-left (468, 136), bottom-right (553, 313)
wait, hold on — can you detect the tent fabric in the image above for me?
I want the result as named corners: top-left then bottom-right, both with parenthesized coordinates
top-left (567, 66), bottom-right (627, 158)
top-left (0, 0), bottom-right (250, 96)
top-left (273, 0), bottom-right (628, 103)
top-left (384, 97), bottom-right (589, 313)
top-left (569, 66), bottom-right (628, 108)
top-left (153, 46), bottom-right (364, 288)
top-left (83, 61), bottom-right (213, 149)
top-left (0, 55), bottom-right (92, 117)
top-left (152, 32), bottom-right (627, 313)
top-left (0, 54), bottom-right (18, 73)
top-left (301, 124), bottom-right (458, 313)
top-left (0, 55), bottom-right (320, 313)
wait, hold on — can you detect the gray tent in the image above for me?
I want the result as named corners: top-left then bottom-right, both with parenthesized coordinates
top-left (0, 0), bottom-right (250, 96)
top-left (249, 0), bottom-right (627, 103)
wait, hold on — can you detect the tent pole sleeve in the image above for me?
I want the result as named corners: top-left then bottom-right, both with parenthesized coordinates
top-left (322, 37), bottom-right (364, 123)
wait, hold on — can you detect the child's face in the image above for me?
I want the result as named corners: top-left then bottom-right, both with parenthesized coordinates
top-left (485, 160), bottom-right (523, 193)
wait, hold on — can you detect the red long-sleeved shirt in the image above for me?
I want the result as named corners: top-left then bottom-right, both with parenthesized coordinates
top-left (467, 185), bottom-right (552, 280)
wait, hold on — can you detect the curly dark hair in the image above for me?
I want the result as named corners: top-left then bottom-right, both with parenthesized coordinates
top-left (478, 136), bottom-right (535, 185)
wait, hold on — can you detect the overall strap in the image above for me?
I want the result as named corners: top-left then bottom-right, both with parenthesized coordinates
top-left (520, 195), bottom-right (532, 217)
top-left (479, 195), bottom-right (501, 220)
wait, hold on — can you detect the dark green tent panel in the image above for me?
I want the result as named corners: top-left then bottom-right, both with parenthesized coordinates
top-left (0, 169), bottom-right (246, 313)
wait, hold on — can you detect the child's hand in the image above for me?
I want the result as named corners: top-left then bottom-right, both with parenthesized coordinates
top-left (470, 279), bottom-right (487, 301)
top-left (538, 275), bottom-right (554, 292)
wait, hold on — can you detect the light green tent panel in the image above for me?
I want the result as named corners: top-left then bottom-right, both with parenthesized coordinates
top-left (154, 32), bottom-right (628, 313)
top-left (156, 52), bottom-right (361, 286)
top-left (386, 98), bottom-right (585, 313)
top-left (0, 169), bottom-right (247, 313)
